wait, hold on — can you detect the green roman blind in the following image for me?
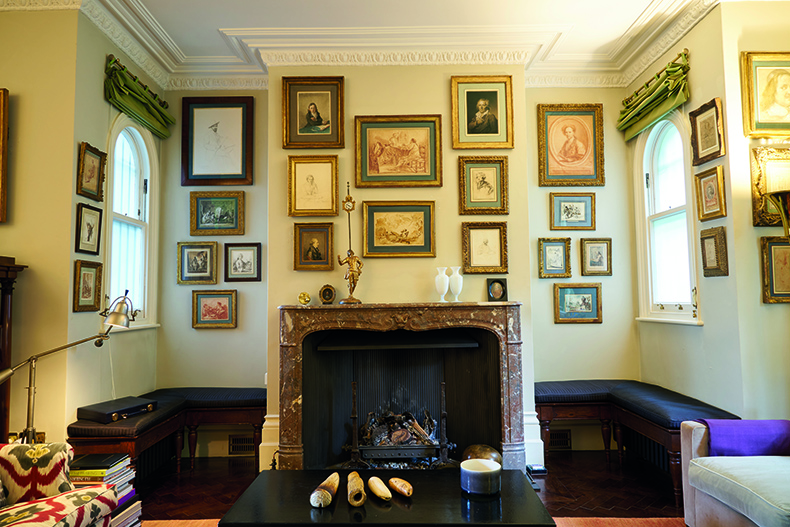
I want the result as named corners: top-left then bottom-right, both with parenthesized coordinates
top-left (104, 55), bottom-right (175, 139)
top-left (617, 50), bottom-right (690, 141)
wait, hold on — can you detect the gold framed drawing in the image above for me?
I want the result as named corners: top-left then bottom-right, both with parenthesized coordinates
top-left (287, 155), bottom-right (339, 217)
top-left (538, 103), bottom-right (604, 186)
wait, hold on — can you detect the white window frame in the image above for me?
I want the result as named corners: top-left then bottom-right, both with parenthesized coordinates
top-left (104, 114), bottom-right (160, 328)
top-left (632, 110), bottom-right (701, 325)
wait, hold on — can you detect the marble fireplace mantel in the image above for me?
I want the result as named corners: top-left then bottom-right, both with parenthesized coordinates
top-left (278, 302), bottom-right (525, 470)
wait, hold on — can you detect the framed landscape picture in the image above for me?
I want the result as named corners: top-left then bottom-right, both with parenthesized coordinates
top-left (538, 103), bottom-right (604, 186)
top-left (225, 243), bottom-right (262, 282)
top-left (76, 142), bottom-right (106, 202)
top-left (554, 283), bottom-right (602, 324)
top-left (181, 96), bottom-right (254, 186)
top-left (689, 98), bottom-right (726, 166)
top-left (192, 290), bottom-right (237, 329)
top-left (362, 201), bottom-right (435, 257)
top-left (189, 191), bottom-right (245, 236)
top-left (177, 241), bottom-right (218, 285)
top-left (581, 238), bottom-right (612, 276)
top-left (73, 260), bottom-right (102, 312)
top-left (700, 227), bottom-right (728, 278)
top-left (761, 236), bottom-right (790, 303)
top-left (294, 223), bottom-right (334, 271)
top-left (355, 115), bottom-right (442, 188)
top-left (750, 146), bottom-right (788, 227)
top-left (461, 221), bottom-right (508, 274)
top-left (740, 52), bottom-right (790, 136)
top-left (458, 156), bottom-right (508, 215)
top-left (550, 192), bottom-right (596, 230)
top-left (538, 237), bottom-right (571, 279)
top-left (451, 75), bottom-right (514, 149)
top-left (282, 76), bottom-right (344, 149)
top-left (75, 203), bottom-right (103, 255)
top-left (287, 155), bottom-right (338, 216)
top-left (694, 165), bottom-right (727, 221)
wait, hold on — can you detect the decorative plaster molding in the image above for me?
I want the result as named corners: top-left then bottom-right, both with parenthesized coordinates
top-left (0, 0), bottom-right (79, 10)
top-left (524, 72), bottom-right (628, 89)
top-left (256, 49), bottom-right (534, 68)
top-left (167, 75), bottom-right (268, 91)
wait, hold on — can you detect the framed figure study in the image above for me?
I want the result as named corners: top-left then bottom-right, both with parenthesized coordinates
top-left (694, 165), bottom-right (727, 221)
top-left (75, 203), bottom-right (103, 255)
top-left (76, 142), bottom-right (106, 202)
top-left (689, 98), bottom-right (726, 166)
top-left (283, 76), bottom-right (344, 148)
top-left (451, 75), bottom-right (514, 149)
top-left (458, 156), bottom-right (508, 215)
top-left (192, 290), bottom-right (237, 329)
top-left (225, 243), bottom-right (262, 282)
top-left (362, 201), bottom-right (435, 257)
top-left (190, 191), bottom-right (245, 236)
top-left (538, 103), bottom-right (604, 186)
top-left (461, 221), bottom-right (507, 274)
top-left (73, 260), bottom-right (102, 312)
top-left (538, 238), bottom-right (571, 279)
top-left (288, 155), bottom-right (338, 216)
top-left (177, 241), bottom-right (218, 285)
top-left (581, 238), bottom-right (612, 276)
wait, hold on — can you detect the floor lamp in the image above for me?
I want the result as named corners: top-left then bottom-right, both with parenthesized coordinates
top-left (0, 291), bottom-right (138, 444)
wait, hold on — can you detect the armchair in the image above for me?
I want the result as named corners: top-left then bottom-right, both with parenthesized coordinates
top-left (0, 442), bottom-right (117, 526)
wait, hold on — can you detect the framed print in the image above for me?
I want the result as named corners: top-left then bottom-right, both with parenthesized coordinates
top-left (751, 146), bottom-right (789, 227)
top-left (225, 243), bottom-right (262, 282)
top-left (288, 155), bottom-right (338, 216)
top-left (694, 165), bottom-right (727, 221)
top-left (355, 115), bottom-right (442, 188)
top-left (461, 221), bottom-right (507, 274)
top-left (319, 284), bottom-right (336, 304)
top-left (761, 236), bottom-right (790, 303)
top-left (554, 283), bottom-right (602, 324)
top-left (181, 96), bottom-right (254, 186)
top-left (73, 260), bottom-right (102, 312)
top-left (538, 237), bottom-right (571, 279)
top-left (458, 156), bottom-right (508, 215)
top-left (189, 191), bottom-right (245, 236)
top-left (0, 88), bottom-right (7, 222)
top-left (700, 227), bottom-right (728, 278)
top-left (537, 103), bottom-right (604, 186)
top-left (363, 201), bottom-right (435, 257)
top-left (75, 203), bottom-right (103, 255)
top-left (282, 76), bottom-right (344, 149)
top-left (486, 278), bottom-right (508, 302)
top-left (581, 238), bottom-right (612, 276)
top-left (740, 52), bottom-right (790, 136)
top-left (76, 142), bottom-right (106, 202)
top-left (192, 290), bottom-right (237, 328)
top-left (451, 75), bottom-right (514, 149)
top-left (689, 98), bottom-right (726, 166)
top-left (177, 241), bottom-right (218, 285)
top-left (294, 223), bottom-right (334, 270)
top-left (550, 192), bottom-right (596, 230)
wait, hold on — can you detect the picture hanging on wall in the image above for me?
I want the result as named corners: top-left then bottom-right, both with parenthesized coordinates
top-left (458, 156), bottom-right (508, 215)
top-left (225, 243), bottom-right (262, 282)
top-left (580, 238), bottom-right (612, 276)
top-left (538, 237), bottom-right (571, 279)
top-left (537, 103), bottom-right (604, 186)
top-left (294, 223), bottom-right (334, 271)
top-left (287, 155), bottom-right (338, 216)
top-left (761, 236), bottom-right (790, 303)
top-left (700, 227), bottom-right (728, 278)
top-left (750, 146), bottom-right (788, 227)
top-left (177, 241), bottom-right (218, 285)
top-left (486, 278), bottom-right (508, 301)
top-left (461, 221), bottom-right (508, 274)
top-left (549, 192), bottom-right (596, 230)
top-left (362, 201), bottom-right (435, 257)
top-left (554, 283), bottom-right (602, 324)
top-left (694, 165), bottom-right (727, 222)
top-left (73, 260), bottom-right (102, 312)
top-left (192, 289), bottom-right (237, 329)
top-left (740, 52), bottom-right (790, 137)
top-left (76, 142), bottom-right (107, 202)
top-left (689, 97), bottom-right (726, 166)
top-left (189, 191), bottom-right (245, 236)
top-left (75, 203), bottom-right (103, 255)
top-left (451, 75), bottom-right (514, 149)
top-left (282, 76), bottom-right (344, 149)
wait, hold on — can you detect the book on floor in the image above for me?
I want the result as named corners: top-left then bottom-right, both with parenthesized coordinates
top-left (71, 453), bottom-right (130, 477)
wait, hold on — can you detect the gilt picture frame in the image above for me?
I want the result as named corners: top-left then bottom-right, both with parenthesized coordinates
top-left (75, 203), bottom-right (103, 255)
top-left (189, 191), bottom-right (245, 236)
top-left (554, 283), bottom-right (602, 324)
top-left (740, 52), bottom-right (790, 137)
top-left (458, 156), bottom-right (508, 215)
top-left (0, 88), bottom-right (7, 223)
top-left (538, 103), bottom-right (604, 186)
top-left (750, 146), bottom-right (789, 227)
top-left (177, 241), bottom-right (218, 285)
top-left (461, 221), bottom-right (508, 274)
top-left (451, 75), bottom-right (514, 149)
top-left (362, 201), bottom-right (435, 257)
top-left (761, 236), bottom-right (790, 303)
top-left (580, 238), bottom-right (612, 276)
top-left (76, 142), bottom-right (106, 202)
top-left (694, 165), bottom-right (727, 221)
top-left (700, 227), bottom-right (728, 278)
top-left (192, 290), bottom-right (237, 329)
top-left (689, 98), bottom-right (726, 166)
top-left (287, 155), bottom-right (338, 216)
top-left (282, 76), bottom-right (344, 149)
top-left (73, 260), bottom-right (102, 312)
top-left (538, 237), bottom-right (571, 279)
top-left (550, 192), bottom-right (596, 230)
top-left (294, 223), bottom-right (334, 271)
top-left (225, 243), bottom-right (262, 282)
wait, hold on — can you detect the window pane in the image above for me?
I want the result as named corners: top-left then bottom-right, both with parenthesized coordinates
top-left (650, 211), bottom-right (691, 304)
top-left (110, 219), bottom-right (145, 315)
top-left (113, 130), bottom-right (140, 219)
top-left (653, 125), bottom-right (685, 214)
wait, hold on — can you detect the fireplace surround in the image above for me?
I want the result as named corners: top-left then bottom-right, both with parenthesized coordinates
top-left (278, 302), bottom-right (525, 471)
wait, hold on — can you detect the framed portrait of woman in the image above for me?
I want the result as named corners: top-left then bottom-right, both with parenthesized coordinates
top-left (741, 52), bottom-right (790, 136)
top-left (283, 77), bottom-right (344, 149)
top-left (538, 103), bottom-right (604, 186)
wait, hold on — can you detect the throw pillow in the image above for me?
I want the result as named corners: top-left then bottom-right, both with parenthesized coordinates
top-left (0, 443), bottom-right (75, 505)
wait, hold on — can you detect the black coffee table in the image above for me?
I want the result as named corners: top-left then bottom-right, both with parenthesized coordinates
top-left (219, 469), bottom-right (555, 526)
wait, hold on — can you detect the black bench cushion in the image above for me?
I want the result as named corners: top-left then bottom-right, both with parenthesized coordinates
top-left (534, 379), bottom-right (627, 404)
top-left (140, 387), bottom-right (267, 409)
top-left (67, 392), bottom-right (187, 438)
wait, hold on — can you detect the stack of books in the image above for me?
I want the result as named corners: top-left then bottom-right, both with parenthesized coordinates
top-left (70, 453), bottom-right (140, 527)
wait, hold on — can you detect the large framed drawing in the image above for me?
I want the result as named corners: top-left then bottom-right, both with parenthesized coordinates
top-left (362, 201), bottom-right (435, 257)
top-left (700, 227), bottom-right (728, 278)
top-left (689, 98), bottom-right (726, 166)
top-left (0, 88), bottom-right (7, 223)
top-left (741, 52), bottom-right (790, 136)
top-left (538, 103), bottom-right (604, 186)
top-left (458, 156), bottom-right (508, 215)
top-left (75, 203), bottom-right (103, 256)
top-left (694, 165), bottom-right (727, 221)
top-left (451, 75), bottom-right (514, 149)
top-left (177, 241), bottom-right (218, 285)
top-left (554, 283), bottom-right (602, 324)
top-left (751, 146), bottom-right (789, 227)
top-left (294, 223), bottom-right (334, 271)
top-left (181, 96), bottom-right (254, 186)
top-left (549, 192), bottom-right (596, 230)
top-left (538, 237), bottom-right (571, 279)
top-left (761, 236), bottom-right (790, 303)
top-left (192, 290), bottom-right (237, 329)
top-left (461, 221), bottom-right (507, 274)
top-left (355, 115), bottom-right (442, 188)
top-left (288, 155), bottom-right (338, 216)
top-left (282, 76), bottom-right (344, 149)
top-left (73, 260), bottom-right (102, 312)
top-left (189, 191), bottom-right (245, 236)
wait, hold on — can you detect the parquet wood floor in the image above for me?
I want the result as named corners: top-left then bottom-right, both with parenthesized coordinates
top-left (138, 451), bottom-right (683, 520)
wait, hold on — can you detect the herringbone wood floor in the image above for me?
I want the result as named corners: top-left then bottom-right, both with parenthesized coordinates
top-left (138, 451), bottom-right (683, 521)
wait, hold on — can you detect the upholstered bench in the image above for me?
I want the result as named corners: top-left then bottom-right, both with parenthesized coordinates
top-left (535, 379), bottom-right (739, 507)
top-left (67, 387), bottom-right (266, 475)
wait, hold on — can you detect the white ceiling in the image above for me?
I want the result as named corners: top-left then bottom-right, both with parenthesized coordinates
top-left (80, 0), bottom-right (720, 90)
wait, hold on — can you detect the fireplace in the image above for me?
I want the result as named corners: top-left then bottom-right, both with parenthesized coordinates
top-left (278, 302), bottom-right (525, 471)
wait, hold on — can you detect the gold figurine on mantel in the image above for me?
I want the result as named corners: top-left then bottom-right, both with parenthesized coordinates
top-left (338, 183), bottom-right (363, 304)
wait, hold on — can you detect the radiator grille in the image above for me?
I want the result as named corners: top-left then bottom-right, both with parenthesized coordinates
top-left (228, 434), bottom-right (255, 456)
top-left (549, 429), bottom-right (572, 450)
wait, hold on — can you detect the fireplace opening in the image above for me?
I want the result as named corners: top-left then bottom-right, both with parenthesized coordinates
top-left (301, 328), bottom-right (502, 469)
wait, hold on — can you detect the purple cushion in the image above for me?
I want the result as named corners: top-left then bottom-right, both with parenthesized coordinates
top-left (698, 419), bottom-right (790, 456)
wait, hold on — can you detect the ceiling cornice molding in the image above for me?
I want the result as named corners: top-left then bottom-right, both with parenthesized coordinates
top-left (524, 72), bottom-right (629, 89)
top-left (0, 0), bottom-right (80, 10)
top-left (167, 75), bottom-right (268, 91)
top-left (255, 49), bottom-right (536, 69)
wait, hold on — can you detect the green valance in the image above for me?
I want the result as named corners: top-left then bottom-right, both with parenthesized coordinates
top-left (617, 50), bottom-right (690, 141)
top-left (104, 55), bottom-right (175, 139)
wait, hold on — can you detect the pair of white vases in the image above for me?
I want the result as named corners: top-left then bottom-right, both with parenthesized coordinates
top-left (436, 267), bottom-right (463, 302)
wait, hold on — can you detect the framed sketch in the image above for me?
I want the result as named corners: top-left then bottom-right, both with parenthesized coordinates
top-left (76, 142), bottom-right (106, 202)
top-left (689, 98), bottom-right (726, 166)
top-left (537, 103), bottom-right (604, 186)
top-left (458, 156), bottom-right (508, 215)
top-left (75, 203), bottom-right (103, 255)
top-left (554, 283), bottom-right (602, 324)
top-left (177, 241), bottom-right (218, 285)
top-left (225, 243), bottom-right (262, 282)
top-left (740, 52), bottom-right (790, 136)
top-left (700, 227), bottom-right (728, 278)
top-left (760, 236), bottom-right (790, 303)
top-left (538, 237), bottom-right (571, 279)
top-left (451, 75), bottom-right (514, 149)
top-left (288, 155), bottom-right (338, 216)
top-left (486, 278), bottom-right (508, 302)
top-left (73, 260), bottom-right (102, 312)
top-left (362, 201), bottom-right (435, 257)
top-left (0, 88), bottom-right (7, 222)
top-left (355, 115), bottom-right (442, 188)
top-left (294, 223), bottom-right (334, 271)
top-left (461, 221), bottom-right (507, 274)
top-left (282, 76), bottom-right (344, 149)
top-left (192, 290), bottom-right (237, 328)
top-left (189, 191), bottom-right (245, 236)
top-left (750, 146), bottom-right (789, 227)
top-left (181, 96), bottom-right (254, 186)
top-left (694, 165), bottom-right (727, 221)
top-left (581, 238), bottom-right (612, 276)
top-left (550, 192), bottom-right (596, 230)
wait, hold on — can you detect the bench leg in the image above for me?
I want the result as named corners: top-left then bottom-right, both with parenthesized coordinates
top-left (253, 423), bottom-right (262, 469)
top-left (600, 419), bottom-right (611, 463)
top-left (614, 422), bottom-right (625, 464)
top-left (539, 419), bottom-right (551, 457)
top-left (669, 450), bottom-right (683, 508)
top-left (175, 429), bottom-right (183, 474)
top-left (188, 425), bottom-right (199, 471)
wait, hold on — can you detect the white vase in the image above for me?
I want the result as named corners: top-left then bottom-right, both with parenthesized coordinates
top-left (449, 266), bottom-right (463, 302)
top-left (435, 267), bottom-right (449, 302)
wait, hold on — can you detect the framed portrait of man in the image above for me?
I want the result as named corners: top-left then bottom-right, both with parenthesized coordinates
top-left (451, 76), bottom-right (513, 149)
top-left (283, 77), bottom-right (344, 148)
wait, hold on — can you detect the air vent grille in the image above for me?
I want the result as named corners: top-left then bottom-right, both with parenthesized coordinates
top-left (228, 434), bottom-right (255, 456)
top-left (549, 429), bottom-right (572, 450)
